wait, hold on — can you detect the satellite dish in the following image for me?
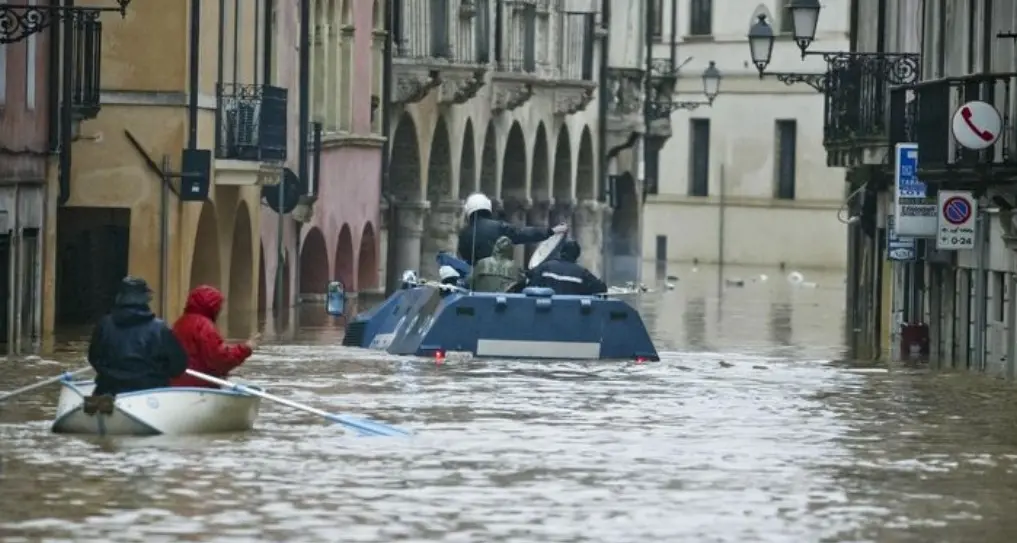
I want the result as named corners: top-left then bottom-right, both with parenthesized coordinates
top-left (528, 231), bottom-right (566, 270)
top-left (262, 168), bottom-right (302, 214)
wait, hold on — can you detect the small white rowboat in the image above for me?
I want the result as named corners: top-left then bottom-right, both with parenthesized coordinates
top-left (51, 380), bottom-right (262, 436)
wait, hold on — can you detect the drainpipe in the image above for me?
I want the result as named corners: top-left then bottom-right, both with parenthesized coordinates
top-left (596, 0), bottom-right (609, 283)
top-left (381, 0), bottom-right (395, 295)
top-left (57, 0), bottom-right (74, 206)
top-left (188, 0), bottom-right (201, 149)
top-left (47, 16), bottom-right (60, 152)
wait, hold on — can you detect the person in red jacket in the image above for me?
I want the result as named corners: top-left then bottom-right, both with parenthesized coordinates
top-left (170, 285), bottom-right (260, 388)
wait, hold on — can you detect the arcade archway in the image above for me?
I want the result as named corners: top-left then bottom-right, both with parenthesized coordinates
top-left (298, 227), bottom-right (328, 297)
top-left (189, 202), bottom-right (221, 289)
top-left (358, 223), bottom-right (378, 291)
top-left (227, 202), bottom-right (254, 338)
top-left (458, 119), bottom-right (477, 198)
top-left (335, 224), bottom-right (354, 287)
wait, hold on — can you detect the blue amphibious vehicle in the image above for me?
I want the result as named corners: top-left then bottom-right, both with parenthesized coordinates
top-left (331, 235), bottom-right (659, 361)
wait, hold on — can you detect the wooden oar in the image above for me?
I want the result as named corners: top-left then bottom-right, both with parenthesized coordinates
top-left (0, 366), bottom-right (92, 403)
top-left (185, 370), bottom-right (410, 437)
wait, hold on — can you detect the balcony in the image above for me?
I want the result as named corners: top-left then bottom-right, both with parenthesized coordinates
top-left (391, 0), bottom-right (488, 106)
top-left (604, 67), bottom-right (644, 138)
top-left (69, 11), bottom-right (103, 121)
top-left (823, 53), bottom-right (920, 167)
top-left (214, 83), bottom-right (288, 186)
top-left (892, 73), bottom-right (1017, 185)
top-left (490, 0), bottom-right (598, 115)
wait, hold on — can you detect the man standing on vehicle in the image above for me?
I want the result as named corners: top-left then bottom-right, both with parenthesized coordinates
top-left (457, 192), bottom-right (568, 265)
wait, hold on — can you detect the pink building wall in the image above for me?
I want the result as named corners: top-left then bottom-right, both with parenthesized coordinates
top-left (260, 0), bottom-right (383, 310)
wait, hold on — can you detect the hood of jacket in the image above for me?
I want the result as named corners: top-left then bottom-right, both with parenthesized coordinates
top-left (110, 304), bottom-right (156, 326)
top-left (493, 236), bottom-right (513, 259)
top-left (184, 285), bottom-right (225, 321)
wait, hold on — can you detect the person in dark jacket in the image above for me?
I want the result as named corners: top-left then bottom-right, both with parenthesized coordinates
top-left (526, 239), bottom-right (607, 295)
top-left (87, 276), bottom-right (188, 397)
top-left (457, 192), bottom-right (568, 265)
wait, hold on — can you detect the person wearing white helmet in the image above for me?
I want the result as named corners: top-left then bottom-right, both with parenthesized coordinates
top-left (457, 192), bottom-right (568, 266)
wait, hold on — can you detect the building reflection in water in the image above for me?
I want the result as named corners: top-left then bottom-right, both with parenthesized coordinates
top-left (684, 297), bottom-right (709, 352)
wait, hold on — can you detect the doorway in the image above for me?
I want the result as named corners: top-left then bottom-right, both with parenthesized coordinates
top-left (56, 207), bottom-right (131, 327)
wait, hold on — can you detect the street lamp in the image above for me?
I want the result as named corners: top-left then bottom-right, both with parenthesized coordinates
top-left (788, 0), bottom-right (821, 54)
top-left (702, 61), bottom-right (721, 101)
top-left (748, 14), bottom-right (775, 72)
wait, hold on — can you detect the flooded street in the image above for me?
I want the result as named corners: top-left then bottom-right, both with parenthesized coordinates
top-left (5, 265), bottom-right (1017, 542)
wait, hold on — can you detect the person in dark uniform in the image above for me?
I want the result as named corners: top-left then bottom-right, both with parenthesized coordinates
top-left (526, 239), bottom-right (607, 295)
top-left (457, 192), bottom-right (568, 266)
top-left (86, 276), bottom-right (188, 398)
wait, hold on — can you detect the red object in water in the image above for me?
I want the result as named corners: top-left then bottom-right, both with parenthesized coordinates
top-left (899, 322), bottom-right (929, 360)
top-left (635, 357), bottom-right (646, 364)
top-left (434, 350), bottom-right (445, 366)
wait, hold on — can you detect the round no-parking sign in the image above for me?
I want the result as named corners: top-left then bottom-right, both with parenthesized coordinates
top-left (952, 100), bottom-right (1002, 150)
top-left (942, 196), bottom-right (971, 225)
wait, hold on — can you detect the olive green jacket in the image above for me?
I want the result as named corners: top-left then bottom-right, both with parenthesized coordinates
top-left (468, 236), bottom-right (522, 292)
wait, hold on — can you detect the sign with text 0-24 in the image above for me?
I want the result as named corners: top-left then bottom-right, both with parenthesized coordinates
top-left (894, 143), bottom-right (937, 237)
top-left (936, 190), bottom-right (977, 250)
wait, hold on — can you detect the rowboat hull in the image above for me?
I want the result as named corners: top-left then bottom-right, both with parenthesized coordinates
top-left (51, 380), bottom-right (261, 436)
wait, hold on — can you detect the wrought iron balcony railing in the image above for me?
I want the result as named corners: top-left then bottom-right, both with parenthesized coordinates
top-left (69, 11), bottom-right (103, 120)
top-left (215, 83), bottom-right (288, 163)
top-left (393, 0), bottom-right (488, 64)
top-left (897, 73), bottom-right (1017, 174)
top-left (823, 53), bottom-right (920, 154)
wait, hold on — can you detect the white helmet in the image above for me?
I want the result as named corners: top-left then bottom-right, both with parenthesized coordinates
top-left (463, 193), bottom-right (492, 217)
top-left (438, 265), bottom-right (459, 281)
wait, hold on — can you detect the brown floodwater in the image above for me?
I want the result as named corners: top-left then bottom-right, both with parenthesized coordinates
top-left (2, 265), bottom-right (1017, 542)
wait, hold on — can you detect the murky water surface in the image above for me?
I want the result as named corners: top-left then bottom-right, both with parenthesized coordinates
top-left (3, 266), bottom-right (1017, 542)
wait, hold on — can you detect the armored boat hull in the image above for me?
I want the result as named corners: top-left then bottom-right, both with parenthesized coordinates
top-left (342, 286), bottom-right (659, 361)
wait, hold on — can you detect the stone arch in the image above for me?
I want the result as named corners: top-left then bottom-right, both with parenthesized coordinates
top-left (479, 123), bottom-right (498, 197)
top-left (501, 122), bottom-right (527, 205)
top-left (530, 123), bottom-right (550, 202)
top-left (299, 227), bottom-right (329, 296)
top-left (189, 202), bottom-right (221, 289)
top-left (608, 172), bottom-right (640, 284)
top-left (358, 222), bottom-right (378, 291)
top-left (389, 112), bottom-right (421, 201)
top-left (576, 126), bottom-right (596, 201)
top-left (552, 128), bottom-right (572, 224)
top-left (426, 117), bottom-right (453, 202)
top-left (258, 241), bottom-right (267, 315)
top-left (421, 116), bottom-right (456, 277)
top-left (335, 223), bottom-right (355, 287)
top-left (227, 202), bottom-right (254, 338)
top-left (458, 119), bottom-right (477, 199)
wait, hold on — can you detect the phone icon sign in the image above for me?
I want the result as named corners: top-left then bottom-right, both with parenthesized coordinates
top-left (952, 100), bottom-right (1002, 150)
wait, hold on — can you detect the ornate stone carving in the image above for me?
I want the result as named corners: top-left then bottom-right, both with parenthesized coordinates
top-left (438, 67), bottom-right (488, 105)
top-left (554, 85), bottom-right (596, 116)
top-left (605, 68), bottom-right (645, 116)
top-left (390, 62), bottom-right (440, 105)
top-left (393, 200), bottom-right (430, 238)
top-left (491, 78), bottom-right (534, 114)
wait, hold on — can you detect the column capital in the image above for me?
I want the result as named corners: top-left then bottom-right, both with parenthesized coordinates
top-left (528, 199), bottom-right (552, 227)
top-left (394, 200), bottom-right (429, 238)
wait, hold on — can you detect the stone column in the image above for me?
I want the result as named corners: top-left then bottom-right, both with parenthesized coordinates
top-left (550, 198), bottom-right (575, 229)
top-left (392, 200), bottom-right (428, 281)
top-left (574, 199), bottom-right (605, 276)
top-left (528, 199), bottom-right (552, 228)
top-left (421, 199), bottom-right (461, 278)
top-left (503, 197), bottom-right (530, 265)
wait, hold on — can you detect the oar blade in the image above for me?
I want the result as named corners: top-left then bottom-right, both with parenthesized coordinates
top-left (328, 413), bottom-right (411, 437)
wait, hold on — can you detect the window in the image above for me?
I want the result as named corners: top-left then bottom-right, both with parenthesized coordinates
top-left (779, 2), bottom-right (793, 34)
top-left (775, 120), bottom-right (797, 200)
top-left (652, 0), bottom-right (664, 37)
top-left (689, 0), bottom-right (712, 36)
top-left (688, 119), bottom-right (710, 197)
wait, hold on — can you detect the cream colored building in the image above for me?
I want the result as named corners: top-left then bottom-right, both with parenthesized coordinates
top-left (641, 0), bottom-right (849, 270)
